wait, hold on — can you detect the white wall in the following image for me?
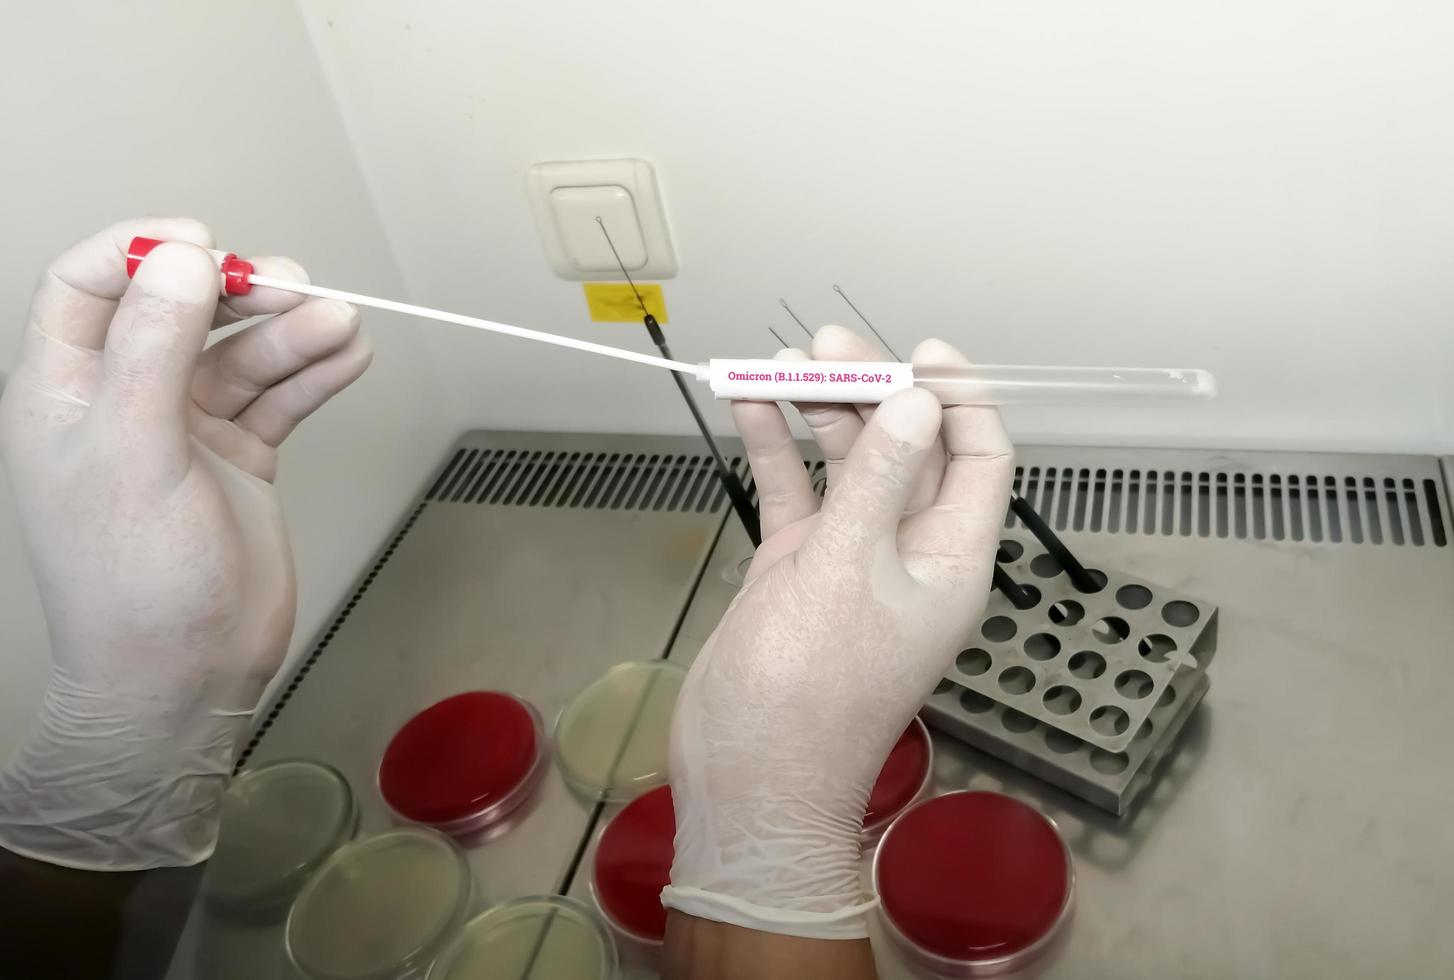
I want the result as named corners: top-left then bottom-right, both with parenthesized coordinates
top-left (299, 0), bottom-right (1454, 453)
top-left (4, 2), bottom-right (1451, 751)
top-left (0, 2), bottom-right (455, 755)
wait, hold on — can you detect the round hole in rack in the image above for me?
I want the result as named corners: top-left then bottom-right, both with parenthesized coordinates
top-left (1162, 601), bottom-right (1200, 627)
top-left (1089, 705), bottom-right (1130, 737)
top-left (1047, 601), bottom-right (1084, 626)
top-left (960, 690), bottom-right (995, 714)
top-left (997, 540), bottom-right (1024, 563)
top-left (1134, 719), bottom-right (1155, 743)
top-left (1091, 617), bottom-right (1131, 644)
top-left (1158, 686), bottom-right (1177, 708)
top-left (1001, 709), bottom-right (1037, 734)
top-left (1024, 633), bottom-right (1061, 662)
top-left (1089, 749), bottom-right (1129, 775)
top-left (1044, 730), bottom-right (1083, 754)
top-left (1042, 685), bottom-right (1081, 716)
top-left (998, 667), bottom-right (1036, 696)
top-left (1138, 634), bottom-right (1178, 663)
top-left (981, 617), bottom-right (1017, 642)
top-left (1075, 569), bottom-right (1109, 593)
top-left (1114, 669), bottom-right (1154, 700)
top-left (933, 679), bottom-right (955, 696)
top-left (1029, 554), bottom-right (1062, 578)
top-left (1115, 585), bottom-right (1153, 610)
top-left (956, 648), bottom-right (992, 676)
top-left (1068, 651), bottom-right (1106, 679)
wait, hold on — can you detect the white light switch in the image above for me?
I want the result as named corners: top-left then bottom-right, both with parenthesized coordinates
top-left (549, 185), bottom-right (647, 273)
top-left (528, 159), bottom-right (677, 280)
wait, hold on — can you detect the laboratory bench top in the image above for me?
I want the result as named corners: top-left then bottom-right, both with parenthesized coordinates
top-left (165, 432), bottom-right (1454, 980)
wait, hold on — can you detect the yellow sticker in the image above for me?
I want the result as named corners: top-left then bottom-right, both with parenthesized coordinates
top-left (583, 283), bottom-right (668, 323)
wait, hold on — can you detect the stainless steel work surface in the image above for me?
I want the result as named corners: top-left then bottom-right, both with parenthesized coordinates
top-left (592, 447), bottom-right (1454, 979)
top-left (169, 436), bottom-right (1454, 979)
top-left (165, 432), bottom-right (735, 979)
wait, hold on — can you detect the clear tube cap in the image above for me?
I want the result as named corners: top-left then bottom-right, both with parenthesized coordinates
top-left (912, 364), bottom-right (1217, 406)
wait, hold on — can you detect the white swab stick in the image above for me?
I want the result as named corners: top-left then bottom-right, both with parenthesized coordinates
top-left (245, 274), bottom-right (700, 376)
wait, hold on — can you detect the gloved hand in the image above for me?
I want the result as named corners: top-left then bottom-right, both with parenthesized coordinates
top-left (664, 325), bottom-right (1013, 939)
top-left (0, 218), bottom-right (372, 870)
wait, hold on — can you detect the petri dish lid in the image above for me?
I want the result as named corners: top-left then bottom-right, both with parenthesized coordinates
top-left (287, 827), bottom-right (472, 980)
top-left (378, 691), bottom-right (544, 831)
top-left (554, 661), bottom-right (686, 802)
top-left (427, 895), bottom-right (619, 980)
top-left (592, 785), bottom-right (674, 944)
top-left (207, 759), bottom-right (358, 917)
top-left (862, 716), bottom-right (933, 838)
top-left (873, 791), bottom-right (1073, 975)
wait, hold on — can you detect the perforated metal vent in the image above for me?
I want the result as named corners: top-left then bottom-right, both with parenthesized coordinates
top-left (427, 445), bottom-right (1447, 546)
top-left (1008, 465), bottom-right (1447, 546)
top-left (426, 447), bottom-right (753, 512)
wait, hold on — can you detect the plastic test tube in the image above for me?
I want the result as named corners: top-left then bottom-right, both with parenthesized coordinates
top-left (701, 359), bottom-right (1215, 406)
top-left (125, 237), bottom-right (1217, 408)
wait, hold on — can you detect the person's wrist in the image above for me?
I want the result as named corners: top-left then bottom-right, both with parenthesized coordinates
top-left (664, 786), bottom-right (875, 940)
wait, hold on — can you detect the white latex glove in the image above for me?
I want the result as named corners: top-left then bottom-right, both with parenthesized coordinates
top-left (664, 325), bottom-right (1013, 939)
top-left (0, 218), bottom-right (372, 871)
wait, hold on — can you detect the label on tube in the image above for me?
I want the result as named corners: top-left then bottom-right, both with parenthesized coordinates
top-left (707, 359), bottom-right (914, 403)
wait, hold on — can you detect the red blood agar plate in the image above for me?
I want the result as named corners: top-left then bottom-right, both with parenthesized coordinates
top-left (873, 791), bottom-right (1074, 977)
top-left (862, 715), bottom-right (934, 845)
top-left (378, 691), bottom-right (546, 836)
top-left (591, 785), bottom-right (675, 945)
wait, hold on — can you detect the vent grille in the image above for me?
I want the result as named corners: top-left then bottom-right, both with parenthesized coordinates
top-left (425, 448), bottom-right (753, 512)
top-left (1008, 466), bottom-right (1447, 547)
top-left (428, 448), bottom-right (1447, 547)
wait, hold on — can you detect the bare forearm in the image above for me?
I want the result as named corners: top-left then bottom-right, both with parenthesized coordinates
top-left (0, 846), bottom-right (202, 978)
top-left (662, 911), bottom-right (878, 980)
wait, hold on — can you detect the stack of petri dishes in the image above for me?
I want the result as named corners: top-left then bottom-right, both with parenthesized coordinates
top-left (378, 691), bottom-right (547, 838)
top-left (873, 791), bottom-right (1074, 977)
top-left (205, 759), bottom-right (359, 920)
top-left (286, 827), bottom-right (473, 980)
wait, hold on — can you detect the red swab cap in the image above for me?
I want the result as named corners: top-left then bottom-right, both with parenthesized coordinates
top-left (125, 236), bottom-right (255, 296)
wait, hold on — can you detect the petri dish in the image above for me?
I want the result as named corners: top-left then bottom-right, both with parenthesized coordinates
top-left (591, 785), bottom-right (674, 945)
top-left (555, 661), bottom-right (686, 802)
top-left (861, 716), bottom-right (934, 846)
top-left (378, 691), bottom-right (546, 836)
top-left (427, 895), bottom-right (619, 980)
top-left (287, 827), bottom-right (472, 980)
top-left (873, 791), bottom-right (1073, 978)
top-left (206, 759), bottom-right (359, 919)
